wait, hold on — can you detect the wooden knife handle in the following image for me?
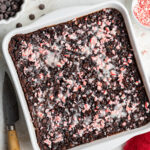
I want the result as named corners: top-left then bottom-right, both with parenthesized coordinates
top-left (8, 130), bottom-right (20, 150)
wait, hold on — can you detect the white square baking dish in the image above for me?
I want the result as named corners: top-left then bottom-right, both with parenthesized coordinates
top-left (2, 1), bottom-right (150, 150)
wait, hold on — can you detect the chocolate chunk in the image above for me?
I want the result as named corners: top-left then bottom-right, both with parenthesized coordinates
top-left (4, 13), bottom-right (8, 19)
top-left (29, 14), bottom-right (35, 20)
top-left (0, 14), bottom-right (3, 20)
top-left (5, 1), bottom-right (11, 7)
top-left (16, 23), bottom-right (22, 28)
top-left (12, 4), bottom-right (18, 10)
top-left (0, 4), bottom-right (7, 11)
top-left (39, 4), bottom-right (45, 10)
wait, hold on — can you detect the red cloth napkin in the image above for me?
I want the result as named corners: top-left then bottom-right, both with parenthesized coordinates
top-left (124, 132), bottom-right (150, 150)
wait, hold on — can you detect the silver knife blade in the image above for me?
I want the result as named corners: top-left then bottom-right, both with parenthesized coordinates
top-left (3, 72), bottom-right (19, 126)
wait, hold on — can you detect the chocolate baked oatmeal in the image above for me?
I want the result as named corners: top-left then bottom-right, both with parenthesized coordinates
top-left (9, 8), bottom-right (150, 150)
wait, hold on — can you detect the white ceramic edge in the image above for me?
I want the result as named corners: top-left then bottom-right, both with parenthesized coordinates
top-left (2, 1), bottom-right (150, 150)
top-left (131, 0), bottom-right (150, 30)
top-left (0, 0), bottom-right (27, 24)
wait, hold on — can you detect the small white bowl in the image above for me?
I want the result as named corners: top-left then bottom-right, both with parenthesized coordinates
top-left (0, 0), bottom-right (27, 25)
top-left (131, 0), bottom-right (150, 29)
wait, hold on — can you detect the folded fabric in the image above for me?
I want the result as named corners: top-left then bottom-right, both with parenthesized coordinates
top-left (124, 132), bottom-right (150, 150)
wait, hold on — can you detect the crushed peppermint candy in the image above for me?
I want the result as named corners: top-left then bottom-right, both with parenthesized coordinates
top-left (133, 0), bottom-right (150, 27)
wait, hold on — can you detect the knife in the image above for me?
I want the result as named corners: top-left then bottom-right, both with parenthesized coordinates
top-left (3, 72), bottom-right (20, 150)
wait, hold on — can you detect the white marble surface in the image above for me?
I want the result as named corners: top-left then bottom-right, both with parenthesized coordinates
top-left (0, 0), bottom-right (150, 150)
